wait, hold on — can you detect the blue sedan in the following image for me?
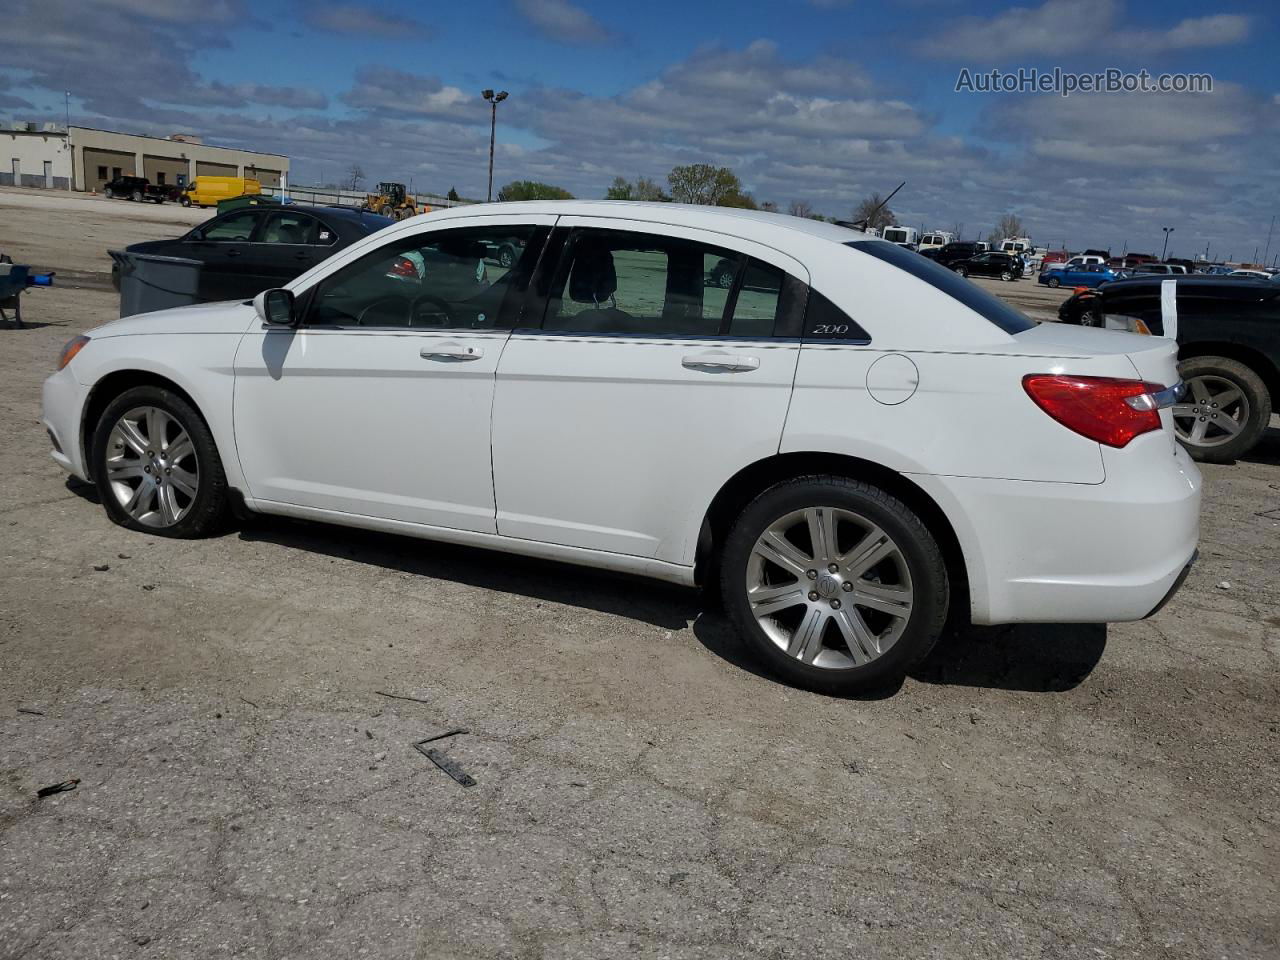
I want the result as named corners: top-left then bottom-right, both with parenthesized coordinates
top-left (1038, 264), bottom-right (1120, 288)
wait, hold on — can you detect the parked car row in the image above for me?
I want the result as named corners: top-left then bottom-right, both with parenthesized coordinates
top-left (54, 202), bottom-right (1200, 695)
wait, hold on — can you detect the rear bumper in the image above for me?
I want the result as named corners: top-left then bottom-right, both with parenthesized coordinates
top-left (913, 442), bottom-right (1201, 624)
top-left (1145, 549), bottom-right (1196, 619)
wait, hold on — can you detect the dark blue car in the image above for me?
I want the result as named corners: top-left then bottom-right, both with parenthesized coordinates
top-left (1038, 264), bottom-right (1119, 288)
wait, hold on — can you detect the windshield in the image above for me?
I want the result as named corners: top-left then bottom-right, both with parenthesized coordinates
top-left (847, 240), bottom-right (1036, 335)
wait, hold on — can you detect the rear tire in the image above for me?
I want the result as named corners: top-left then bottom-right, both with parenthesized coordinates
top-left (90, 385), bottom-right (229, 538)
top-left (180, 196), bottom-right (191, 207)
top-left (1047, 277), bottom-right (1060, 288)
top-left (719, 476), bottom-right (949, 695)
top-left (954, 267), bottom-right (968, 278)
top-left (1172, 357), bottom-right (1271, 463)
top-left (131, 189), bottom-right (143, 202)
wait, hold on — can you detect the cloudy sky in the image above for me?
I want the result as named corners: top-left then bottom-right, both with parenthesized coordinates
top-left (4, 0), bottom-right (1278, 259)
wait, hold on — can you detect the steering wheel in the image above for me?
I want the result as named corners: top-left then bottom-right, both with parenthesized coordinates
top-left (410, 294), bottom-right (457, 328)
top-left (356, 296), bottom-right (413, 327)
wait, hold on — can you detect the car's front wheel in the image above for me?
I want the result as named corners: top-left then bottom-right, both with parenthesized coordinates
top-left (1172, 357), bottom-right (1271, 463)
top-left (180, 195), bottom-right (191, 207)
top-left (131, 189), bottom-right (143, 202)
top-left (1000, 270), bottom-right (1013, 281)
top-left (720, 477), bottom-right (949, 694)
top-left (953, 266), bottom-right (968, 278)
top-left (91, 386), bottom-right (229, 538)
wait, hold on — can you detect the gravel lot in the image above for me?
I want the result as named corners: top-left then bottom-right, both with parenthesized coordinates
top-left (1, 187), bottom-right (1277, 959)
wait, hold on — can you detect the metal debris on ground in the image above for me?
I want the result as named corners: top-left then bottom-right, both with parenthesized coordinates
top-left (374, 690), bottom-right (432, 705)
top-left (36, 778), bottom-right (80, 798)
top-left (413, 728), bottom-right (475, 787)
top-left (17, 707), bottom-right (44, 716)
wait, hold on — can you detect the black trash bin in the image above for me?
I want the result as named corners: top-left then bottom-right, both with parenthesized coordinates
top-left (109, 250), bottom-right (203, 318)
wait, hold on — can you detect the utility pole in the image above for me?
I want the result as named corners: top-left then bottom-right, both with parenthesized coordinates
top-left (64, 91), bottom-right (70, 131)
top-left (1161, 227), bottom-right (1174, 261)
top-left (1263, 215), bottom-right (1275, 267)
top-left (481, 89), bottom-right (508, 203)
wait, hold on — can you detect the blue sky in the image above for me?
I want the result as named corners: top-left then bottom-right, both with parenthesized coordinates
top-left (5, 0), bottom-right (1279, 259)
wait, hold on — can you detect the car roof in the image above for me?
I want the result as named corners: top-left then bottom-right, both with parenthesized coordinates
top-left (412, 200), bottom-right (873, 247)
top-left (1101, 275), bottom-right (1278, 301)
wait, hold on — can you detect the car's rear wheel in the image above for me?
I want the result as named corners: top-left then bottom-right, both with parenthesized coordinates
top-left (720, 477), bottom-right (949, 694)
top-left (1047, 276), bottom-right (1060, 288)
top-left (953, 266), bottom-right (968, 278)
top-left (91, 386), bottom-right (229, 538)
top-left (180, 195), bottom-right (191, 207)
top-left (131, 189), bottom-right (143, 202)
top-left (1172, 357), bottom-right (1271, 463)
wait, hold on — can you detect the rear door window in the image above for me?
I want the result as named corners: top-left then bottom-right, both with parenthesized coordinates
top-left (200, 212), bottom-right (260, 242)
top-left (847, 240), bottom-right (1035, 334)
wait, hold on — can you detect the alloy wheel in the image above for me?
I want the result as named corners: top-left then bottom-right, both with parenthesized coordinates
top-left (104, 406), bottom-right (200, 528)
top-left (745, 506), bottom-right (914, 669)
top-left (1172, 375), bottom-right (1250, 448)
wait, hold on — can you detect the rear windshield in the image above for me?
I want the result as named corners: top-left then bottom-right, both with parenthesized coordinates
top-left (846, 240), bottom-right (1036, 335)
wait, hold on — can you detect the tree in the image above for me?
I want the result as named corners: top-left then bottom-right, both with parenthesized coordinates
top-left (987, 213), bottom-right (1024, 246)
top-left (789, 200), bottom-right (815, 219)
top-left (633, 177), bottom-right (668, 201)
top-left (667, 163), bottom-right (752, 207)
top-left (852, 193), bottom-right (896, 231)
top-left (497, 180), bottom-right (574, 201)
top-left (447, 186), bottom-right (460, 203)
top-left (759, 200), bottom-right (778, 213)
top-left (605, 175), bottom-right (669, 201)
top-left (605, 176), bottom-right (633, 200)
top-left (345, 164), bottom-right (365, 192)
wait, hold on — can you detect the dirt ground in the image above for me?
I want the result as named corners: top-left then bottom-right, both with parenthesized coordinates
top-left (1, 187), bottom-right (1277, 959)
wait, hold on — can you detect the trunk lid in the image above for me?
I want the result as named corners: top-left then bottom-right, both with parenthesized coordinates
top-left (1014, 322), bottom-right (1179, 387)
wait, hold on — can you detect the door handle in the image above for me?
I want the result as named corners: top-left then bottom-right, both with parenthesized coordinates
top-left (226, 249), bottom-right (241, 257)
top-left (420, 345), bottom-right (484, 361)
top-left (682, 353), bottom-right (760, 372)
top-left (294, 252), bottom-right (310, 261)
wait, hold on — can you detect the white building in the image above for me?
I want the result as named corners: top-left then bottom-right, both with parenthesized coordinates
top-left (1, 125), bottom-right (72, 188)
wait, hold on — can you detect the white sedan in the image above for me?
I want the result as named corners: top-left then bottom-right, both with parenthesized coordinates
top-left (43, 202), bottom-right (1200, 693)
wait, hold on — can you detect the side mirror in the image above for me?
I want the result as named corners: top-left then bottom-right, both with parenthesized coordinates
top-left (254, 288), bottom-right (296, 326)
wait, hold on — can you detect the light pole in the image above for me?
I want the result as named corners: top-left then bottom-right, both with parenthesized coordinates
top-left (482, 89), bottom-right (508, 203)
top-left (1161, 226), bottom-right (1174, 261)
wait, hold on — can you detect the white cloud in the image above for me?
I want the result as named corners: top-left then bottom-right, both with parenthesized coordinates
top-left (918, 0), bottom-right (1251, 61)
top-left (301, 3), bottom-right (430, 39)
top-left (512, 0), bottom-right (613, 45)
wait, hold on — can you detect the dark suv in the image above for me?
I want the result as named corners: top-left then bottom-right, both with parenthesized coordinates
top-left (103, 176), bottom-right (167, 204)
top-left (920, 241), bottom-right (987, 268)
top-left (951, 251), bottom-right (1024, 282)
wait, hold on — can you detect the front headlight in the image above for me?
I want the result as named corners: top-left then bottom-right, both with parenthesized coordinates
top-left (56, 335), bottom-right (90, 371)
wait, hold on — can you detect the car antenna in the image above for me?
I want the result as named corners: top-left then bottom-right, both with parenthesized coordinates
top-left (853, 181), bottom-right (906, 231)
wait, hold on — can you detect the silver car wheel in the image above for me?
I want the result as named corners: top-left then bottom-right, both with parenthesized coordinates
top-left (104, 405), bottom-right (200, 528)
top-left (745, 506), bottom-right (914, 669)
top-left (1171, 375), bottom-right (1250, 448)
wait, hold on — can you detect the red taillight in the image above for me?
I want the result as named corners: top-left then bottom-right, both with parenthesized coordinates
top-left (1022, 374), bottom-right (1163, 448)
top-left (390, 257), bottom-right (417, 278)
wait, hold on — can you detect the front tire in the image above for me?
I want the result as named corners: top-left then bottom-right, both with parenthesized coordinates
top-left (90, 386), bottom-right (229, 538)
top-left (131, 189), bottom-right (143, 202)
top-left (1000, 270), bottom-right (1013, 281)
top-left (720, 477), bottom-right (949, 695)
top-left (1172, 357), bottom-right (1271, 463)
top-left (180, 195), bottom-right (191, 207)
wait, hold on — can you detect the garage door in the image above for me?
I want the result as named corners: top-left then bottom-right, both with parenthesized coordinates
top-left (82, 148), bottom-right (134, 191)
top-left (195, 161), bottom-right (237, 177)
top-left (244, 166), bottom-right (281, 188)
top-left (143, 154), bottom-right (188, 189)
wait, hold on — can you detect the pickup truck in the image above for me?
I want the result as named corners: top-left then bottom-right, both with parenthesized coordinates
top-left (102, 175), bottom-right (169, 204)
